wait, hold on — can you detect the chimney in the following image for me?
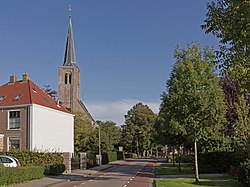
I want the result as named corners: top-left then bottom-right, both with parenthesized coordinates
top-left (9, 75), bottom-right (17, 83)
top-left (22, 73), bottom-right (30, 82)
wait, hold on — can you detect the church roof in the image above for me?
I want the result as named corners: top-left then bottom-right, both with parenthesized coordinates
top-left (0, 76), bottom-right (70, 114)
top-left (63, 16), bottom-right (77, 66)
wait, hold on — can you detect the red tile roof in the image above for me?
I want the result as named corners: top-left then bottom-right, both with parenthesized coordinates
top-left (0, 79), bottom-right (70, 113)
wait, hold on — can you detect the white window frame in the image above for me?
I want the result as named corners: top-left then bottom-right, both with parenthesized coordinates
top-left (8, 110), bottom-right (21, 130)
top-left (7, 137), bottom-right (20, 151)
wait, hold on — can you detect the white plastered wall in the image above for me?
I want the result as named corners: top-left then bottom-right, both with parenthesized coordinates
top-left (30, 104), bottom-right (74, 154)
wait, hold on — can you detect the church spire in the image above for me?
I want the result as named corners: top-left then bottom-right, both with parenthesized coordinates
top-left (63, 15), bottom-right (76, 66)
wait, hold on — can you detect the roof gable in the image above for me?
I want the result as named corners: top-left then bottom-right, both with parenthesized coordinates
top-left (0, 80), bottom-right (70, 113)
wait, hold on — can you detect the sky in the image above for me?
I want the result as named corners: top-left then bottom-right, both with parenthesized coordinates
top-left (0, 0), bottom-right (219, 125)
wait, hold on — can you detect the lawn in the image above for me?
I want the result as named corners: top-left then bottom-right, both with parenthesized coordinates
top-left (155, 164), bottom-right (194, 175)
top-left (156, 177), bottom-right (245, 187)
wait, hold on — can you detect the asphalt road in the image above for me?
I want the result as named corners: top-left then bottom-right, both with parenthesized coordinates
top-left (10, 159), bottom-right (155, 187)
top-left (58, 159), bottom-right (155, 187)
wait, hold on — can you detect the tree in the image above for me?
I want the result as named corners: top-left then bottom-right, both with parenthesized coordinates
top-left (202, 0), bottom-right (250, 93)
top-left (74, 112), bottom-right (94, 154)
top-left (160, 43), bottom-right (226, 183)
top-left (121, 102), bottom-right (157, 157)
top-left (87, 120), bottom-right (121, 153)
top-left (42, 84), bottom-right (57, 100)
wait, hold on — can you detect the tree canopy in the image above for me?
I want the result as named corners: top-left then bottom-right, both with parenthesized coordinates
top-left (158, 43), bottom-right (226, 182)
top-left (121, 102), bottom-right (157, 156)
top-left (202, 0), bottom-right (250, 93)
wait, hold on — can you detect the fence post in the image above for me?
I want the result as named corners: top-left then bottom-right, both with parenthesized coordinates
top-left (63, 152), bottom-right (71, 173)
top-left (80, 152), bottom-right (87, 170)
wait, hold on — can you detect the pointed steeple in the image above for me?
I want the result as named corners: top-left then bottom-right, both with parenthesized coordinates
top-left (63, 16), bottom-right (76, 66)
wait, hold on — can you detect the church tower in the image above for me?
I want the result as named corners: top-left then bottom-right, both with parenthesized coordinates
top-left (58, 16), bottom-right (94, 122)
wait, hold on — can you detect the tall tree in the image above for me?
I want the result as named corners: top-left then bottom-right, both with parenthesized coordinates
top-left (87, 120), bottom-right (121, 153)
top-left (202, 0), bottom-right (250, 93)
top-left (74, 112), bottom-right (94, 154)
top-left (160, 43), bottom-right (226, 183)
top-left (121, 102), bottom-right (157, 157)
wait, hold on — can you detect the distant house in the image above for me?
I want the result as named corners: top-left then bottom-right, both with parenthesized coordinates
top-left (0, 74), bottom-right (74, 154)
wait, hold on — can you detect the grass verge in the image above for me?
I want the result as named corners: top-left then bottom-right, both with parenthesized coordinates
top-left (156, 177), bottom-right (244, 187)
top-left (155, 164), bottom-right (194, 175)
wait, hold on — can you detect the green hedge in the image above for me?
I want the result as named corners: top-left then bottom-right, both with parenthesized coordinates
top-left (0, 166), bottom-right (44, 185)
top-left (44, 164), bottom-right (65, 175)
top-left (199, 151), bottom-right (246, 173)
top-left (124, 153), bottom-right (137, 158)
top-left (102, 151), bottom-right (124, 165)
top-left (238, 159), bottom-right (250, 186)
top-left (176, 155), bottom-right (194, 163)
top-left (0, 151), bottom-right (64, 167)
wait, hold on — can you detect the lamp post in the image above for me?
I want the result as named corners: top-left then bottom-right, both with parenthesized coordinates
top-left (136, 131), bottom-right (142, 158)
top-left (98, 124), bottom-right (102, 165)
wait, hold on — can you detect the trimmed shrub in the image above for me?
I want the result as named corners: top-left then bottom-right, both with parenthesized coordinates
top-left (0, 151), bottom-right (64, 167)
top-left (0, 166), bottom-right (44, 185)
top-left (176, 155), bottom-right (194, 163)
top-left (44, 164), bottom-right (65, 175)
top-left (117, 151), bottom-right (124, 160)
top-left (199, 151), bottom-right (246, 173)
top-left (238, 159), bottom-right (250, 186)
top-left (124, 153), bottom-right (137, 158)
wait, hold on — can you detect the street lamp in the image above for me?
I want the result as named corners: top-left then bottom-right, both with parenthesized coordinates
top-left (136, 131), bottom-right (142, 158)
top-left (98, 124), bottom-right (102, 165)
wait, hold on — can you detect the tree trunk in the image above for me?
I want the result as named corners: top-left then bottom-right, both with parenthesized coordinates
top-left (172, 146), bottom-right (175, 166)
top-left (194, 140), bottom-right (199, 183)
top-left (178, 146), bottom-right (181, 172)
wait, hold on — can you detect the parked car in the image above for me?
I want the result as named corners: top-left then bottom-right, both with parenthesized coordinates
top-left (0, 155), bottom-right (21, 167)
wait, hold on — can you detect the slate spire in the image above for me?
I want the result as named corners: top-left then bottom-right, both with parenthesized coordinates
top-left (63, 16), bottom-right (76, 66)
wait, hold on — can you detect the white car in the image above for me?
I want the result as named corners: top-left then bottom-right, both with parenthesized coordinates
top-left (0, 155), bottom-right (21, 167)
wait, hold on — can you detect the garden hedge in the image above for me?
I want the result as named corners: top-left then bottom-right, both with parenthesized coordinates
top-left (0, 166), bottom-right (44, 185)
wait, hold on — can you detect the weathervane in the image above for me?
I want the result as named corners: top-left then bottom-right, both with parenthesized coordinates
top-left (69, 3), bottom-right (72, 17)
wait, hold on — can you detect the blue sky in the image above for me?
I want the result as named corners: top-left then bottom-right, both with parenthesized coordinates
top-left (0, 0), bottom-right (218, 125)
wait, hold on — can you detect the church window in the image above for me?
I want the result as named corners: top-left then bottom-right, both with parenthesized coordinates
top-left (65, 74), bottom-right (68, 84)
top-left (69, 74), bottom-right (72, 84)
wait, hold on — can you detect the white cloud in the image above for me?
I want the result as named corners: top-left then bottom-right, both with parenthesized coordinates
top-left (85, 99), bottom-right (160, 126)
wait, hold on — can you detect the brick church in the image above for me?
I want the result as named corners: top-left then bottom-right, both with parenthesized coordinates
top-left (58, 15), bottom-right (94, 124)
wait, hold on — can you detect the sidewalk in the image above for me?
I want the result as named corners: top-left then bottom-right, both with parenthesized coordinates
top-left (10, 160), bottom-right (125, 187)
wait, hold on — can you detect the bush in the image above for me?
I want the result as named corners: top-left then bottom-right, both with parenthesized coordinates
top-left (176, 155), bottom-right (194, 163)
top-left (124, 153), bottom-right (137, 158)
top-left (0, 166), bottom-right (44, 185)
top-left (0, 151), bottom-right (64, 167)
top-left (199, 151), bottom-right (246, 173)
top-left (238, 159), bottom-right (250, 186)
top-left (44, 164), bottom-right (65, 175)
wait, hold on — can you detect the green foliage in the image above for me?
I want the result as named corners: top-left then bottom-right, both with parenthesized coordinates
top-left (0, 151), bottom-right (64, 167)
top-left (74, 112), bottom-right (94, 154)
top-left (124, 153), bottom-right (137, 158)
top-left (102, 151), bottom-right (124, 165)
top-left (87, 120), bottom-right (121, 153)
top-left (44, 164), bottom-right (65, 175)
top-left (0, 166), bottom-right (44, 185)
top-left (121, 102), bottom-right (157, 155)
top-left (202, 0), bottom-right (250, 93)
top-left (157, 43), bottom-right (226, 149)
top-left (238, 159), bottom-right (250, 186)
top-left (176, 155), bottom-right (194, 164)
top-left (155, 165), bottom-right (194, 175)
top-left (199, 151), bottom-right (246, 173)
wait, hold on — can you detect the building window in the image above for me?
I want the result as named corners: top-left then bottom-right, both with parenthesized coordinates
top-left (65, 73), bottom-right (72, 85)
top-left (69, 74), bottom-right (72, 84)
top-left (9, 111), bottom-right (20, 129)
top-left (65, 74), bottom-right (68, 84)
top-left (13, 94), bottom-right (23, 101)
top-left (0, 96), bottom-right (6, 102)
top-left (8, 137), bottom-right (20, 151)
